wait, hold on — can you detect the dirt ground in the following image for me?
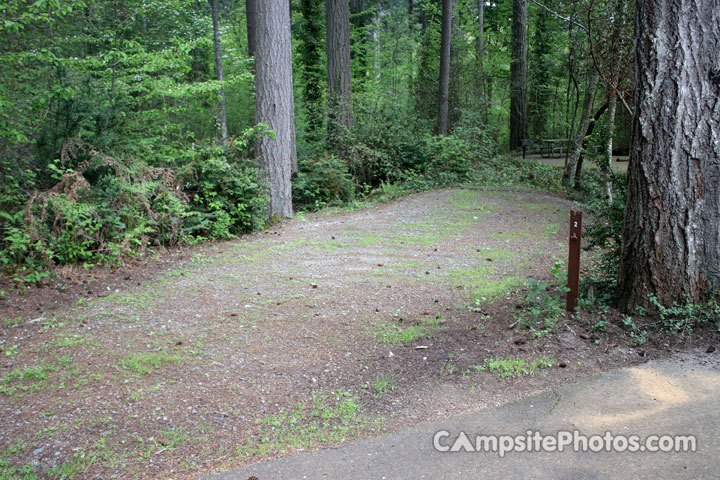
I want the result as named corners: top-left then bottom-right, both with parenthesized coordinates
top-left (0, 187), bottom-right (715, 479)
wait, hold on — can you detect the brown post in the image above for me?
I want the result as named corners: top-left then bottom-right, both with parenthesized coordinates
top-left (566, 210), bottom-right (582, 311)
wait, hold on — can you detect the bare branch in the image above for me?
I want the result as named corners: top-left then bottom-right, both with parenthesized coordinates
top-left (529, 0), bottom-right (589, 32)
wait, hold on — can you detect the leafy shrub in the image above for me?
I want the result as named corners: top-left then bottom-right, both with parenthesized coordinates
top-left (14, 145), bottom-right (187, 269)
top-left (293, 154), bottom-right (355, 210)
top-left (178, 141), bottom-right (267, 239)
top-left (0, 133), bottom-right (268, 280)
top-left (582, 172), bottom-right (627, 299)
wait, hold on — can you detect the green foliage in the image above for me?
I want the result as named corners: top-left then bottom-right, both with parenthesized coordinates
top-left (179, 135), bottom-right (268, 239)
top-left (582, 172), bottom-right (628, 300)
top-left (517, 260), bottom-right (567, 337)
top-left (635, 294), bottom-right (720, 335)
top-left (0, 0), bottom-right (265, 282)
top-left (374, 316), bottom-right (444, 345)
top-left (293, 154), bottom-right (355, 211)
top-left (239, 389), bottom-right (380, 458)
top-left (475, 357), bottom-right (554, 379)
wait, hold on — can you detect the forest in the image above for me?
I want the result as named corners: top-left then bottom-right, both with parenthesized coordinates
top-left (0, 0), bottom-right (718, 309)
top-left (1, 1), bottom-right (719, 478)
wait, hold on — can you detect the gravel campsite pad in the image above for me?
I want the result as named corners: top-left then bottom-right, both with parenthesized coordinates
top-left (1, 188), bottom-right (658, 479)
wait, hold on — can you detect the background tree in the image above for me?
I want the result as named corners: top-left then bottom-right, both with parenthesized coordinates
top-left (509, 0), bottom-right (528, 150)
top-left (618, 0), bottom-right (720, 310)
top-left (209, 0), bottom-right (228, 143)
top-left (475, 0), bottom-right (486, 123)
top-left (437, 0), bottom-right (452, 135)
top-left (246, 0), bottom-right (258, 60)
top-left (561, 66), bottom-right (598, 187)
top-left (298, 0), bottom-right (325, 144)
top-left (326, 0), bottom-right (354, 138)
top-left (254, 0), bottom-right (296, 218)
top-left (350, 0), bottom-right (370, 91)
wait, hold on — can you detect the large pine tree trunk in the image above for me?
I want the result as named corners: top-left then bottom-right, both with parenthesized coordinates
top-left (562, 67), bottom-right (599, 187)
top-left (254, 0), bottom-right (296, 218)
top-left (326, 0), bottom-right (354, 137)
top-left (437, 0), bottom-right (452, 136)
top-left (209, 0), bottom-right (228, 143)
top-left (618, 0), bottom-right (720, 311)
top-left (509, 0), bottom-right (528, 150)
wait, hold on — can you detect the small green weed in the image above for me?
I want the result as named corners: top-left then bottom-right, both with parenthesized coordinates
top-left (238, 390), bottom-right (381, 459)
top-left (2, 317), bottom-right (22, 327)
top-left (121, 352), bottom-right (182, 375)
top-left (374, 316), bottom-right (443, 345)
top-left (372, 377), bottom-right (395, 398)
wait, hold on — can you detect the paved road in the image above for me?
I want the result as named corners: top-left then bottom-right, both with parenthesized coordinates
top-left (204, 351), bottom-right (720, 480)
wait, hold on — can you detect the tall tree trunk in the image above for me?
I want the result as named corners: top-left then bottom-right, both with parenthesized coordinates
top-left (509, 0), bottom-right (528, 150)
top-left (573, 100), bottom-right (608, 185)
top-left (437, 0), bottom-right (452, 136)
top-left (255, 0), bottom-right (296, 218)
top-left (603, 89), bottom-right (617, 203)
top-left (448, 0), bottom-right (461, 130)
top-left (476, 0), bottom-right (486, 122)
top-left (190, 0), bottom-right (209, 83)
top-left (531, 6), bottom-right (552, 138)
top-left (299, 0), bottom-right (324, 142)
top-left (350, 0), bottom-right (369, 90)
top-left (618, 0), bottom-right (720, 311)
top-left (209, 0), bottom-right (228, 143)
top-left (562, 67), bottom-right (598, 187)
top-left (326, 0), bottom-right (354, 138)
top-left (246, 0), bottom-right (257, 60)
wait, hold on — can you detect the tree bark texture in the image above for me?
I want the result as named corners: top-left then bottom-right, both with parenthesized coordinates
top-left (209, 0), bottom-right (228, 143)
top-left (255, 0), bottom-right (296, 218)
top-left (509, 0), bottom-right (528, 150)
top-left (562, 67), bottom-right (599, 187)
top-left (437, 0), bottom-right (452, 136)
top-left (326, 0), bottom-right (354, 136)
top-left (618, 0), bottom-right (720, 310)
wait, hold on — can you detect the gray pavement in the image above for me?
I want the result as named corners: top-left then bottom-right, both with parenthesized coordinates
top-left (204, 351), bottom-right (720, 480)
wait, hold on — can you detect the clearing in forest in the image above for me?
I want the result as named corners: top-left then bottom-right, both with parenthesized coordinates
top-left (0, 188), bottom-right (653, 479)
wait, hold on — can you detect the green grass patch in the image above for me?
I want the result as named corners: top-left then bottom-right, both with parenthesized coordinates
top-left (0, 458), bottom-right (37, 480)
top-left (2, 317), bottom-right (22, 327)
top-left (54, 334), bottom-right (90, 348)
top-left (0, 363), bottom-right (55, 396)
top-left (120, 352), bottom-right (182, 375)
top-left (474, 357), bottom-right (554, 379)
top-left (372, 377), bottom-right (395, 398)
top-left (374, 315), bottom-right (444, 345)
top-left (486, 231), bottom-right (534, 240)
top-left (237, 390), bottom-right (381, 459)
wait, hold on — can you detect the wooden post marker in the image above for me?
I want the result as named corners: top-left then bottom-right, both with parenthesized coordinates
top-left (566, 210), bottom-right (582, 312)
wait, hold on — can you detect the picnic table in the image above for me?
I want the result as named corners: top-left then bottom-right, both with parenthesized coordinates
top-left (540, 139), bottom-right (567, 158)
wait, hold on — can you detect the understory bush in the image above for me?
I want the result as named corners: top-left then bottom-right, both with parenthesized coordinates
top-left (293, 154), bottom-right (355, 210)
top-left (0, 135), bottom-right (267, 282)
top-left (581, 172), bottom-right (628, 302)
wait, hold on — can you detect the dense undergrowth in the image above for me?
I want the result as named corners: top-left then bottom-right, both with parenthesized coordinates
top-left (1, 106), bottom-right (624, 288)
